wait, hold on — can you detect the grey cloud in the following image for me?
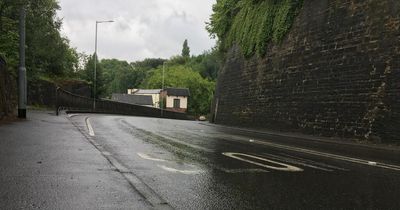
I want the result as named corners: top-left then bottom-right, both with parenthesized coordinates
top-left (58, 0), bottom-right (216, 62)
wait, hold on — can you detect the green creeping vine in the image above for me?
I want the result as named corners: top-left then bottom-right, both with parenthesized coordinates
top-left (207, 0), bottom-right (303, 57)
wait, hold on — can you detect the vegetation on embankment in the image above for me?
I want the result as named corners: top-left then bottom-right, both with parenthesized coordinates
top-left (206, 0), bottom-right (303, 57)
top-left (0, 0), bottom-right (79, 80)
top-left (80, 46), bottom-right (220, 116)
top-left (0, 0), bottom-right (220, 116)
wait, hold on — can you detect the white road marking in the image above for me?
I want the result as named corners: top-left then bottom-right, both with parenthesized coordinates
top-left (120, 119), bottom-right (213, 153)
top-left (156, 132), bottom-right (214, 153)
top-left (221, 168), bottom-right (268, 173)
top-left (183, 130), bottom-right (400, 172)
top-left (222, 152), bottom-right (303, 172)
top-left (137, 153), bottom-right (166, 162)
top-left (85, 117), bottom-right (95, 136)
top-left (158, 165), bottom-right (202, 175)
top-left (252, 140), bottom-right (400, 171)
top-left (261, 153), bottom-right (334, 172)
top-left (102, 151), bottom-right (112, 156)
top-left (67, 114), bottom-right (79, 118)
top-left (277, 153), bottom-right (348, 171)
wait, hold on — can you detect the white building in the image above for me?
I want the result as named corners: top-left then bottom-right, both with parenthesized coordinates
top-left (127, 88), bottom-right (190, 112)
top-left (127, 89), bottom-right (162, 108)
top-left (163, 88), bottom-right (190, 113)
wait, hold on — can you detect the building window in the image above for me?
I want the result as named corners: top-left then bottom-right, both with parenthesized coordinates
top-left (173, 99), bottom-right (180, 108)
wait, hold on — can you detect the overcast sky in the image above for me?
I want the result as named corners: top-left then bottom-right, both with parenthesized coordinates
top-left (57, 0), bottom-right (216, 62)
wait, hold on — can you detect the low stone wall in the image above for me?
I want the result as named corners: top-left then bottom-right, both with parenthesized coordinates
top-left (28, 79), bottom-right (91, 107)
top-left (0, 57), bottom-right (16, 119)
top-left (56, 88), bottom-right (189, 120)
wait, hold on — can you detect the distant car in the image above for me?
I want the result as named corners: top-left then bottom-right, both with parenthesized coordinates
top-left (198, 116), bottom-right (206, 121)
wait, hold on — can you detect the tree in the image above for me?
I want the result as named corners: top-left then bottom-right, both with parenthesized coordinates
top-left (0, 0), bottom-right (78, 80)
top-left (188, 49), bottom-right (221, 80)
top-left (81, 54), bottom-right (105, 98)
top-left (142, 65), bottom-right (215, 115)
top-left (181, 39), bottom-right (190, 58)
top-left (101, 59), bottom-right (140, 97)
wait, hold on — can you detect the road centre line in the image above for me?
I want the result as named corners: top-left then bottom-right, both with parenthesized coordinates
top-left (137, 153), bottom-right (166, 162)
top-left (119, 119), bottom-right (213, 153)
top-left (260, 153), bottom-right (334, 172)
top-left (67, 114), bottom-right (79, 118)
top-left (157, 165), bottom-right (202, 175)
top-left (222, 152), bottom-right (303, 172)
top-left (276, 153), bottom-right (348, 171)
top-left (251, 139), bottom-right (400, 171)
top-left (196, 131), bottom-right (400, 172)
top-left (221, 168), bottom-right (268, 173)
top-left (85, 117), bottom-right (95, 137)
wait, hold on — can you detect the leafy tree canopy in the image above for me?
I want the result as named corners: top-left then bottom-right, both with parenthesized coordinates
top-left (142, 64), bottom-right (215, 115)
top-left (0, 0), bottom-right (78, 80)
top-left (181, 39), bottom-right (190, 58)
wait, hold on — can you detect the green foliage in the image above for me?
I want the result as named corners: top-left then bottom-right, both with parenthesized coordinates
top-left (187, 49), bottom-right (221, 80)
top-left (101, 58), bottom-right (146, 97)
top-left (0, 0), bottom-right (78, 80)
top-left (181, 39), bottom-right (190, 58)
top-left (77, 43), bottom-right (220, 115)
top-left (79, 54), bottom-right (105, 98)
top-left (207, 0), bottom-right (303, 57)
top-left (143, 65), bottom-right (215, 115)
top-left (132, 58), bottom-right (165, 70)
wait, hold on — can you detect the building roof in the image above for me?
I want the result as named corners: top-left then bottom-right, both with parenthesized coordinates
top-left (165, 88), bottom-right (190, 97)
top-left (134, 89), bottom-right (162, 94)
top-left (111, 94), bottom-right (153, 105)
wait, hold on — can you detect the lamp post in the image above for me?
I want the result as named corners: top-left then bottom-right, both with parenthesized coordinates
top-left (93, 20), bottom-right (113, 111)
top-left (161, 62), bottom-right (165, 117)
top-left (18, 5), bottom-right (26, 118)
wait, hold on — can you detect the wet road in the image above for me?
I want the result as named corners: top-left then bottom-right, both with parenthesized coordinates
top-left (69, 114), bottom-right (400, 210)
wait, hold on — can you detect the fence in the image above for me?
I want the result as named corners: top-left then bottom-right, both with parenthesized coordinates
top-left (56, 88), bottom-right (188, 120)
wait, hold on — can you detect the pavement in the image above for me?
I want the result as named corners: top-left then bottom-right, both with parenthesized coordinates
top-left (1, 110), bottom-right (400, 210)
top-left (0, 111), bottom-right (151, 210)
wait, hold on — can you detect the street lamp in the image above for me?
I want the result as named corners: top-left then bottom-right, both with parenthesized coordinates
top-left (93, 20), bottom-right (114, 111)
top-left (161, 62), bottom-right (165, 117)
top-left (18, 5), bottom-right (26, 118)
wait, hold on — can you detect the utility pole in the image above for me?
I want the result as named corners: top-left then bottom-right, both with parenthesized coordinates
top-left (93, 20), bottom-right (113, 111)
top-left (18, 5), bottom-right (26, 118)
top-left (161, 62), bottom-right (165, 117)
top-left (93, 22), bottom-right (98, 111)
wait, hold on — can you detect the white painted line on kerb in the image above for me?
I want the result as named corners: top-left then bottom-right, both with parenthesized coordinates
top-left (222, 152), bottom-right (303, 172)
top-left (137, 153), bottom-right (166, 162)
top-left (251, 140), bottom-right (400, 171)
top-left (158, 165), bottom-right (202, 175)
top-left (85, 117), bottom-right (95, 137)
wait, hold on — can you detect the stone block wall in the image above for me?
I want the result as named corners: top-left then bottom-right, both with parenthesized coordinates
top-left (0, 57), bottom-right (16, 119)
top-left (213, 0), bottom-right (400, 142)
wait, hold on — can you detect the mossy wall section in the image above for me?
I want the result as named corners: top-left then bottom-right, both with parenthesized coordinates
top-left (0, 57), bottom-right (17, 119)
top-left (213, 0), bottom-right (400, 142)
top-left (208, 0), bottom-right (303, 57)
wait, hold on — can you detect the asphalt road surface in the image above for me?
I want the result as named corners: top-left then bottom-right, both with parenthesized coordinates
top-left (69, 113), bottom-right (400, 210)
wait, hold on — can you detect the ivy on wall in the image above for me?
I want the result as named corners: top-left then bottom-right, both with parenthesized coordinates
top-left (207, 0), bottom-right (303, 57)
